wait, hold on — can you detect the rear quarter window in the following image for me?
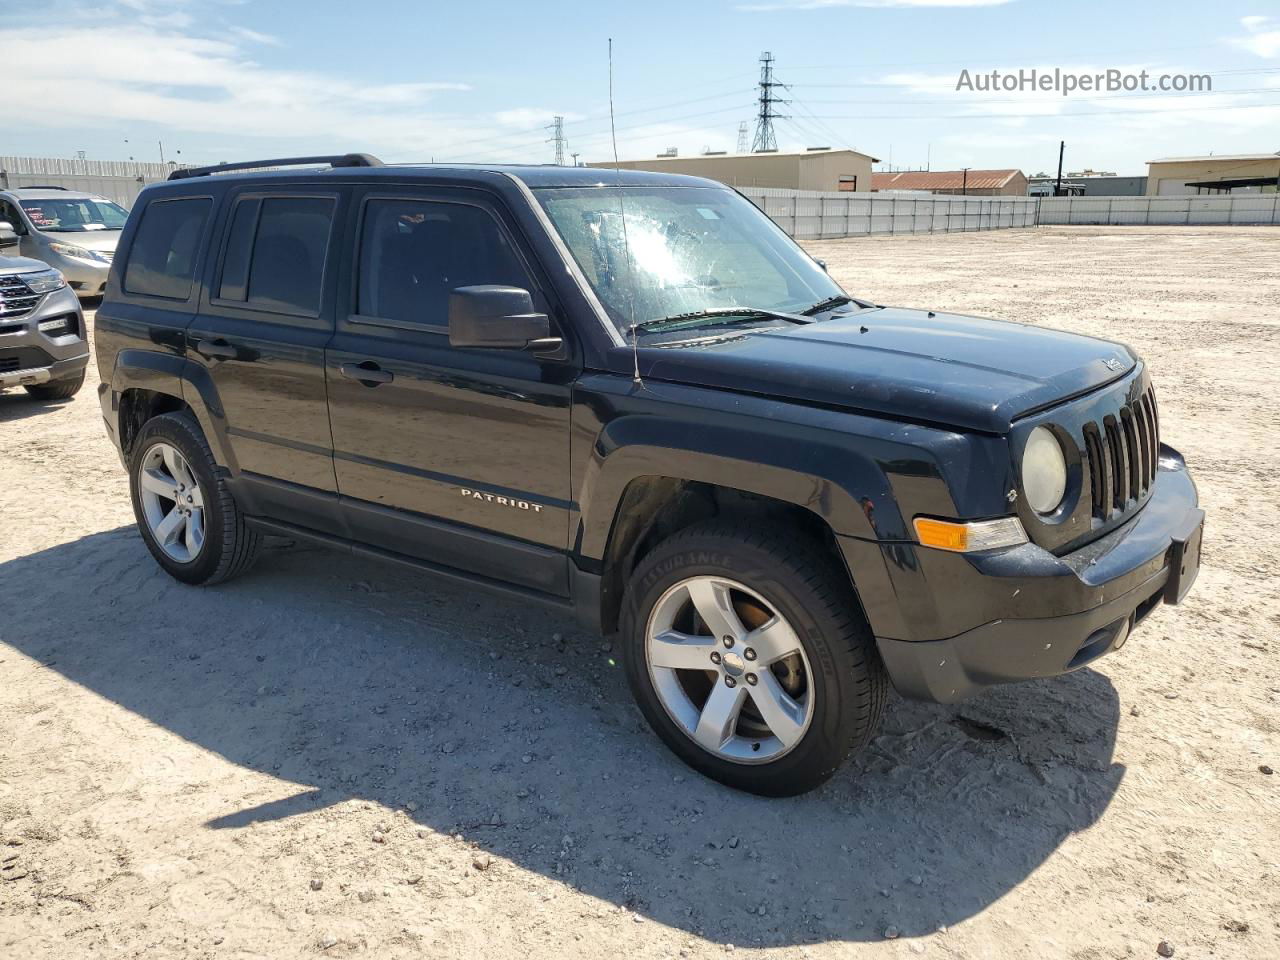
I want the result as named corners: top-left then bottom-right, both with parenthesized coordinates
top-left (123, 197), bottom-right (213, 300)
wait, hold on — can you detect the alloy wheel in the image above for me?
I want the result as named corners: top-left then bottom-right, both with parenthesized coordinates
top-left (137, 441), bottom-right (206, 563)
top-left (644, 575), bottom-right (815, 764)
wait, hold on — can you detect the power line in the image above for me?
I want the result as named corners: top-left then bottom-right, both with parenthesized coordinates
top-left (751, 51), bottom-right (789, 153)
top-left (799, 100), bottom-right (1280, 121)
top-left (428, 84), bottom-right (754, 159)
top-left (791, 66), bottom-right (1280, 90)
top-left (792, 86), bottom-right (1280, 106)
top-left (444, 101), bottom-right (755, 163)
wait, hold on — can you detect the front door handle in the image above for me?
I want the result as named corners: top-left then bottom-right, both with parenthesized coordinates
top-left (339, 361), bottom-right (394, 386)
top-left (194, 338), bottom-right (238, 360)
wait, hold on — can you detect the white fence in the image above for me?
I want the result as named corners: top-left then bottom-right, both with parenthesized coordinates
top-left (0, 156), bottom-right (180, 207)
top-left (1038, 194), bottom-right (1280, 226)
top-left (741, 187), bottom-right (1038, 239)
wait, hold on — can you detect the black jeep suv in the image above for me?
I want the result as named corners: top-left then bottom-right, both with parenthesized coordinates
top-left (95, 154), bottom-right (1203, 795)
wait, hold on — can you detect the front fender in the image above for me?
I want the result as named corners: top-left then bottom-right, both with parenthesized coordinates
top-left (571, 376), bottom-right (978, 560)
top-left (577, 417), bottom-right (891, 560)
top-left (570, 376), bottom-right (1016, 642)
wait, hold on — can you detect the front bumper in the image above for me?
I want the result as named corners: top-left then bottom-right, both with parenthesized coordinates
top-left (848, 445), bottom-right (1202, 703)
top-left (0, 284), bottom-right (89, 388)
top-left (41, 251), bottom-right (110, 298)
top-left (0, 352), bottom-right (89, 388)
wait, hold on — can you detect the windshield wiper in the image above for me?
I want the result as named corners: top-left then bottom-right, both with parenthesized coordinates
top-left (800, 295), bottom-right (857, 316)
top-left (630, 306), bottom-right (808, 336)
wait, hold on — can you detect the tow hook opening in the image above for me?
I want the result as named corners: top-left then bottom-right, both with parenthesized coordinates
top-left (1068, 616), bottom-right (1130, 669)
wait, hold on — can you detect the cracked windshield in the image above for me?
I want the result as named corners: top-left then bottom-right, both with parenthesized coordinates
top-left (535, 186), bottom-right (844, 334)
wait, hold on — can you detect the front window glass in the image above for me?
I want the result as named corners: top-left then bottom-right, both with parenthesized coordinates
top-left (21, 197), bottom-right (129, 232)
top-left (356, 198), bottom-right (532, 329)
top-left (534, 186), bottom-right (843, 335)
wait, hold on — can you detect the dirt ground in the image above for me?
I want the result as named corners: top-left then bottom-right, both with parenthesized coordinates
top-left (2, 225), bottom-right (1277, 959)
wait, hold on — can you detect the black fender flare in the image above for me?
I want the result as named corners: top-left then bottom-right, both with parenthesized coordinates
top-left (109, 349), bottom-right (238, 472)
top-left (576, 414), bottom-right (906, 563)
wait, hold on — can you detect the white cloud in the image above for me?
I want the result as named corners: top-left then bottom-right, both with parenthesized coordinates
top-left (740, 0), bottom-right (1013, 10)
top-left (3, 7), bottom-right (493, 162)
top-left (228, 25), bottom-right (280, 46)
top-left (1227, 15), bottom-right (1280, 58)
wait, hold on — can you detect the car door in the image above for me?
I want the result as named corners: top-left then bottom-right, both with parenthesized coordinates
top-left (188, 186), bottom-right (346, 531)
top-left (325, 187), bottom-right (576, 596)
top-left (0, 197), bottom-right (31, 257)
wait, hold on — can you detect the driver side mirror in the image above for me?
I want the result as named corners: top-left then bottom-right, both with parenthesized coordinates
top-left (0, 221), bottom-right (18, 249)
top-left (448, 285), bottom-right (561, 351)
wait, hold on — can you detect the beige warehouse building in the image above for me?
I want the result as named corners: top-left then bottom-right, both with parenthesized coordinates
top-left (1145, 153), bottom-right (1280, 195)
top-left (587, 148), bottom-right (878, 192)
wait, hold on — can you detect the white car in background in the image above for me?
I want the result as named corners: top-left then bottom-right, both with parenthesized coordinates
top-left (0, 187), bottom-right (128, 298)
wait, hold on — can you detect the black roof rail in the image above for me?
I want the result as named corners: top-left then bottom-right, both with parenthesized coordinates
top-left (14, 185), bottom-right (68, 190)
top-left (167, 153), bottom-right (384, 181)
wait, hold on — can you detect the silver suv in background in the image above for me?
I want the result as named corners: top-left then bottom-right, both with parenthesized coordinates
top-left (0, 247), bottom-right (89, 400)
top-left (0, 187), bottom-right (128, 298)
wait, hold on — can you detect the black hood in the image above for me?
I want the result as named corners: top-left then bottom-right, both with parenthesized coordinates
top-left (611, 308), bottom-right (1138, 434)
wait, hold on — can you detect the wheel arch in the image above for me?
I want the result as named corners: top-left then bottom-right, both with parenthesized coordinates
top-left (110, 349), bottom-right (234, 469)
top-left (591, 474), bottom-right (876, 638)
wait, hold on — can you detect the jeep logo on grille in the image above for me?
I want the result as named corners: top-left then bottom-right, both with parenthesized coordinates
top-left (460, 488), bottom-right (544, 513)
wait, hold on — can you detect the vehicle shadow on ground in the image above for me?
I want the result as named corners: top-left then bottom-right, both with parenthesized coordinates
top-left (0, 527), bottom-right (1126, 946)
top-left (0, 390), bottom-right (77, 423)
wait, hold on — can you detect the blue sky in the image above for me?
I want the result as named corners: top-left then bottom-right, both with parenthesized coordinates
top-left (9, 0), bottom-right (1280, 175)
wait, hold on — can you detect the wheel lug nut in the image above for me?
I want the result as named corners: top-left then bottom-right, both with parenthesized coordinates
top-left (724, 676), bottom-right (737, 688)
top-left (710, 651), bottom-right (722, 665)
top-left (722, 636), bottom-right (735, 649)
top-left (186, 495), bottom-right (193, 503)
top-left (744, 648), bottom-right (757, 661)
top-left (746, 673), bottom-right (758, 686)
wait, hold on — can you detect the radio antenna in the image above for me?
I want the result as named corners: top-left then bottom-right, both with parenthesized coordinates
top-left (609, 38), bottom-right (642, 386)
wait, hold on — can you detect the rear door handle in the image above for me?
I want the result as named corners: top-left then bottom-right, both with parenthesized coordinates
top-left (339, 361), bottom-right (394, 385)
top-left (194, 338), bottom-right (238, 360)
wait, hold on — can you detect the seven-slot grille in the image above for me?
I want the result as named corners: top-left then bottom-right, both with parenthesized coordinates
top-left (1082, 385), bottom-right (1160, 520)
top-left (0, 275), bottom-right (41, 320)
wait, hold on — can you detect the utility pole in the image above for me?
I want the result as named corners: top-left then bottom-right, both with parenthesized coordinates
top-left (570, 152), bottom-right (580, 167)
top-left (1055, 140), bottom-right (1065, 197)
top-left (961, 167), bottom-right (970, 195)
top-left (736, 121), bottom-right (749, 154)
top-left (546, 115), bottom-right (567, 166)
top-left (751, 52), bottom-right (788, 153)
top-left (158, 140), bottom-right (166, 165)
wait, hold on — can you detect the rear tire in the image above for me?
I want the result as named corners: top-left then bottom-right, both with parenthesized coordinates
top-left (129, 412), bottom-right (261, 585)
top-left (25, 372), bottom-right (85, 401)
top-left (620, 520), bottom-right (887, 796)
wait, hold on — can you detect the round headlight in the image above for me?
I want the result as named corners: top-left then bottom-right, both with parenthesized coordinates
top-left (1022, 426), bottom-right (1067, 515)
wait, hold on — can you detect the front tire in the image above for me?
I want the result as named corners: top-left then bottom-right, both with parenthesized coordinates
top-left (24, 372), bottom-right (85, 401)
top-left (129, 412), bottom-right (261, 585)
top-left (620, 521), bottom-right (887, 796)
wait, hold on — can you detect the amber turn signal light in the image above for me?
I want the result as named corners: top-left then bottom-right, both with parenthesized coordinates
top-left (913, 516), bottom-right (1027, 553)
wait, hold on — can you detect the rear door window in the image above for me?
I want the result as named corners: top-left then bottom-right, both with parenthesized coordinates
top-left (123, 197), bottom-right (213, 300)
top-left (217, 195), bottom-right (336, 316)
